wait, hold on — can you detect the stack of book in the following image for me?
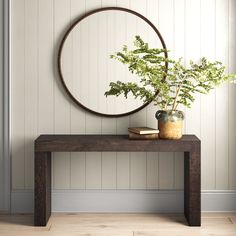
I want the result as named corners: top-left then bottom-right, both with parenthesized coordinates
top-left (128, 127), bottom-right (159, 140)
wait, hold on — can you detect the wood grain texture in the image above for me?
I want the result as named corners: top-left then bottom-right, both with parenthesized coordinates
top-left (34, 151), bottom-right (51, 226)
top-left (184, 144), bottom-right (201, 226)
top-left (11, 0), bottom-right (236, 192)
top-left (2, 213), bottom-right (236, 236)
top-left (34, 134), bottom-right (201, 226)
top-left (35, 135), bottom-right (200, 152)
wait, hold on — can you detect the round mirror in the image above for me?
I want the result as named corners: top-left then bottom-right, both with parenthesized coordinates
top-left (58, 7), bottom-right (167, 117)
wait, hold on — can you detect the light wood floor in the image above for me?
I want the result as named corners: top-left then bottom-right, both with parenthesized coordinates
top-left (0, 213), bottom-right (236, 236)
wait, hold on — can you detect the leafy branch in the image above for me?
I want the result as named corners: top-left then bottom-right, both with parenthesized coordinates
top-left (104, 36), bottom-right (236, 111)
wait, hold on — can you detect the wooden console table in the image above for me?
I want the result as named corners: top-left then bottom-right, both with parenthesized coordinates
top-left (34, 134), bottom-right (201, 227)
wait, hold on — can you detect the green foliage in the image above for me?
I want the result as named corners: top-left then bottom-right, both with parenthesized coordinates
top-left (104, 36), bottom-right (236, 111)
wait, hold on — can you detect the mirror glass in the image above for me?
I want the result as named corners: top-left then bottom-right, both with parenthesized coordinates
top-left (59, 8), bottom-right (166, 116)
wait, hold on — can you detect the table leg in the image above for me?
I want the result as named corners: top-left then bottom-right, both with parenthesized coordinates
top-left (34, 151), bottom-right (51, 226)
top-left (184, 147), bottom-right (201, 226)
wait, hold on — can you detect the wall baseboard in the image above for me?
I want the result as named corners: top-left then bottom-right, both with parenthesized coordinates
top-left (201, 190), bottom-right (236, 212)
top-left (11, 190), bottom-right (34, 213)
top-left (11, 190), bottom-right (236, 213)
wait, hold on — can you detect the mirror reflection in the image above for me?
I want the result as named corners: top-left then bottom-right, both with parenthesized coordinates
top-left (59, 8), bottom-right (166, 116)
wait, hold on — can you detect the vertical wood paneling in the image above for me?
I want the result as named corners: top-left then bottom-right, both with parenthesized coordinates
top-left (102, 0), bottom-right (117, 7)
top-left (71, 152), bottom-right (86, 189)
top-left (106, 11), bottom-right (116, 115)
top-left (115, 0), bottom-right (131, 137)
top-left (116, 0), bottom-right (130, 9)
top-left (173, 0), bottom-right (185, 190)
top-left (54, 0), bottom-right (71, 134)
top-left (128, 0), bottom-right (148, 191)
top-left (100, 1), bottom-right (118, 189)
top-left (130, 152), bottom-right (147, 189)
top-left (69, 0), bottom-right (87, 190)
top-left (173, 0), bottom-right (185, 60)
top-left (146, 103), bottom-right (157, 130)
top-left (102, 152), bottom-right (117, 189)
top-left (117, 152), bottom-right (130, 189)
top-left (200, 0), bottom-right (216, 190)
top-left (215, 0), bottom-right (229, 189)
top-left (85, 115), bottom-right (102, 134)
top-left (129, 110), bottom-right (147, 189)
top-left (145, 0), bottom-right (162, 125)
top-left (79, 4), bottom-right (89, 123)
top-left (185, 0), bottom-right (201, 137)
top-left (116, 116), bottom-right (129, 134)
top-left (147, 153), bottom-right (159, 189)
top-left (88, 14), bottom-right (99, 112)
top-left (86, 152), bottom-right (102, 189)
top-left (84, 0), bottom-right (104, 190)
top-left (129, 0), bottom-right (147, 130)
top-left (11, 0), bottom-right (236, 192)
top-left (24, 0), bottom-right (38, 189)
top-left (174, 152), bottom-right (184, 189)
top-left (174, 0), bottom-right (186, 135)
top-left (114, 4), bottom-right (128, 115)
top-left (85, 0), bottom-right (103, 136)
top-left (53, 152), bottom-right (70, 189)
top-left (101, 0), bottom-right (117, 135)
top-left (70, 0), bottom-right (86, 135)
top-left (53, 0), bottom-right (71, 189)
top-left (159, 152), bottom-right (174, 189)
top-left (146, 0), bottom-right (160, 189)
top-left (158, 0), bottom-right (175, 190)
top-left (11, 0), bottom-right (25, 189)
top-left (38, 0), bottom-right (54, 134)
top-left (229, 0), bottom-right (236, 189)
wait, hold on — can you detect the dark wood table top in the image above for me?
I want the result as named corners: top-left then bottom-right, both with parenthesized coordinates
top-left (35, 134), bottom-right (200, 153)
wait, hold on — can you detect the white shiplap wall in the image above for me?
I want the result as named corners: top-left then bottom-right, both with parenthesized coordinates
top-left (0, 0), bottom-right (4, 210)
top-left (11, 0), bottom-right (236, 192)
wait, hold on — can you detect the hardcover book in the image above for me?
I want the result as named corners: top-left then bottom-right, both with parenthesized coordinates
top-left (129, 132), bottom-right (158, 140)
top-left (128, 127), bottom-right (159, 135)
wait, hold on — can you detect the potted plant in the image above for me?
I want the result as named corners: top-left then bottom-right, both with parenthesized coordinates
top-left (105, 36), bottom-right (236, 139)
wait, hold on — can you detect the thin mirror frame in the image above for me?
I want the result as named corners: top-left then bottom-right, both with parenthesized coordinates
top-left (58, 7), bottom-right (168, 117)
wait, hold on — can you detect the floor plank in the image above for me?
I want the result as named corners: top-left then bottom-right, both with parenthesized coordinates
top-left (0, 213), bottom-right (235, 236)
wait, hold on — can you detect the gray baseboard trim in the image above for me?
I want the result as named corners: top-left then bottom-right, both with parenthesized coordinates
top-left (11, 190), bottom-right (236, 213)
top-left (11, 190), bottom-right (34, 213)
top-left (201, 190), bottom-right (236, 212)
top-left (52, 190), bottom-right (184, 213)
